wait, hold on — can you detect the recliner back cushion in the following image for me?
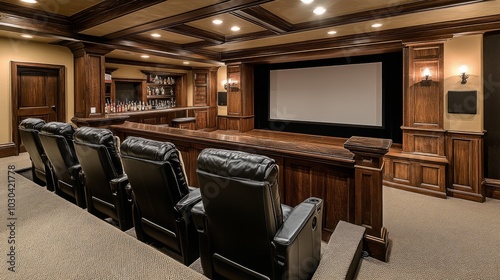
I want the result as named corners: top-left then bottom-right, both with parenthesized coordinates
top-left (41, 122), bottom-right (77, 153)
top-left (121, 136), bottom-right (189, 198)
top-left (74, 127), bottom-right (123, 175)
top-left (19, 118), bottom-right (46, 172)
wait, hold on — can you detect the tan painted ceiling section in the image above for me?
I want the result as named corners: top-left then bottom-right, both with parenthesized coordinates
top-left (106, 49), bottom-right (222, 68)
top-left (205, 0), bottom-right (500, 53)
top-left (80, 0), bottom-right (224, 37)
top-left (0, 29), bottom-right (57, 43)
top-left (0, 0), bottom-right (104, 16)
top-left (137, 29), bottom-right (202, 45)
top-left (261, 0), bottom-right (419, 24)
top-left (186, 13), bottom-right (266, 36)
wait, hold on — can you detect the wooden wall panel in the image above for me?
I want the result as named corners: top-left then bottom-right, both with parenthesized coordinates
top-left (195, 110), bottom-right (208, 129)
top-left (446, 131), bottom-right (484, 202)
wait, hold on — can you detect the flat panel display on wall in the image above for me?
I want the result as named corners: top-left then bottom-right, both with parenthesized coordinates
top-left (447, 90), bottom-right (477, 114)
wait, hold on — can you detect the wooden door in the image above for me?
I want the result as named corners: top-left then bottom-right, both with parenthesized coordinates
top-left (11, 62), bottom-right (65, 154)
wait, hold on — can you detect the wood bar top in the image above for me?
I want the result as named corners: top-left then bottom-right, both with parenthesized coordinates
top-left (107, 106), bottom-right (210, 116)
top-left (111, 122), bottom-right (355, 166)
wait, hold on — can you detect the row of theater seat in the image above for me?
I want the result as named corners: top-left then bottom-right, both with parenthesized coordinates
top-left (19, 118), bottom-right (323, 280)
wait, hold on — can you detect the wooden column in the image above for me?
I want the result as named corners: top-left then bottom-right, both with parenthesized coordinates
top-left (345, 136), bottom-right (392, 262)
top-left (225, 63), bottom-right (254, 132)
top-left (192, 67), bottom-right (218, 129)
top-left (64, 42), bottom-right (112, 118)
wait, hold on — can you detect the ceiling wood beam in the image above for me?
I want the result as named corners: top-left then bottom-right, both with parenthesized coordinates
top-left (71, 0), bottom-right (167, 33)
top-left (105, 0), bottom-right (275, 40)
top-left (109, 37), bottom-right (222, 64)
top-left (230, 6), bottom-right (292, 34)
top-left (105, 57), bottom-right (193, 70)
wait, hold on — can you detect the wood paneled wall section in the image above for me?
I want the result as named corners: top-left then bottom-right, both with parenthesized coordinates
top-left (446, 131), bottom-right (485, 202)
top-left (385, 42), bottom-right (449, 199)
top-left (193, 68), bottom-right (218, 129)
top-left (223, 63), bottom-right (254, 132)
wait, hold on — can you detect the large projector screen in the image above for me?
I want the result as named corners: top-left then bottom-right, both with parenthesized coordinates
top-left (269, 62), bottom-right (383, 127)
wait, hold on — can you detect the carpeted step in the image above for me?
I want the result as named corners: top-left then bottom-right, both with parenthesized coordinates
top-left (312, 220), bottom-right (366, 280)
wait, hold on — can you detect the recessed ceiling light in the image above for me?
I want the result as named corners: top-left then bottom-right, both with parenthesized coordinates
top-left (327, 31), bottom-right (337, 35)
top-left (301, 0), bottom-right (314, 4)
top-left (183, 61), bottom-right (190, 65)
top-left (151, 33), bottom-right (161, 38)
top-left (212, 19), bottom-right (223, 25)
top-left (21, 0), bottom-right (37, 3)
top-left (21, 34), bottom-right (33, 38)
top-left (313, 7), bottom-right (326, 15)
top-left (141, 55), bottom-right (150, 58)
top-left (231, 26), bottom-right (240, 31)
top-left (371, 23), bottom-right (383, 28)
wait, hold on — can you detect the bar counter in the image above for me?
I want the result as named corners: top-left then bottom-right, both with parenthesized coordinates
top-left (111, 122), bottom-right (391, 261)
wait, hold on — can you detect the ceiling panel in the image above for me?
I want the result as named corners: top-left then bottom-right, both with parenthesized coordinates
top-left (80, 0), bottom-right (225, 37)
top-left (0, 29), bottom-right (58, 43)
top-left (261, 0), bottom-right (419, 24)
top-left (106, 49), bottom-right (221, 68)
top-left (186, 13), bottom-right (267, 36)
top-left (137, 29), bottom-right (203, 45)
top-left (0, 0), bottom-right (104, 16)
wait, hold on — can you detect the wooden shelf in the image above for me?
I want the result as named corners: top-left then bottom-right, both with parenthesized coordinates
top-left (146, 95), bottom-right (175, 99)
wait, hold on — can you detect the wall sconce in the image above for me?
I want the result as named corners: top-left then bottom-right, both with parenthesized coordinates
top-left (459, 65), bottom-right (469, 84)
top-left (223, 79), bottom-right (237, 91)
top-left (421, 68), bottom-right (432, 86)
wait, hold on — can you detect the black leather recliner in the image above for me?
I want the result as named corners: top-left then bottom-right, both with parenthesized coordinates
top-left (120, 136), bottom-right (201, 265)
top-left (39, 122), bottom-right (86, 208)
top-left (192, 148), bottom-right (323, 280)
top-left (18, 118), bottom-right (55, 191)
top-left (73, 127), bottom-right (133, 230)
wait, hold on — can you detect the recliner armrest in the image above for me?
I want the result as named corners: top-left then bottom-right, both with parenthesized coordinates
top-left (110, 174), bottom-right (129, 193)
top-left (175, 188), bottom-right (202, 221)
top-left (68, 164), bottom-right (82, 181)
top-left (274, 199), bottom-right (318, 246)
top-left (273, 197), bottom-right (323, 280)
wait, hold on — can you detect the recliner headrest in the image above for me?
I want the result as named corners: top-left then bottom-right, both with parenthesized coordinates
top-left (197, 148), bottom-right (278, 183)
top-left (19, 118), bottom-right (46, 131)
top-left (41, 122), bottom-right (75, 141)
top-left (121, 136), bottom-right (177, 162)
top-left (74, 127), bottom-right (123, 175)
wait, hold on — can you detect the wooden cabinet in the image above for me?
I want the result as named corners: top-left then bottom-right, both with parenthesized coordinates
top-left (192, 68), bottom-right (218, 129)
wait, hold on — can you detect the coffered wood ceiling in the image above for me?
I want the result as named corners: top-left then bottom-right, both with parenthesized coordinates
top-left (1, 0), bottom-right (500, 68)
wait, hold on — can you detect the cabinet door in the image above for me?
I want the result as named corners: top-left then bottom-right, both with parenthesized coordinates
top-left (193, 70), bottom-right (208, 106)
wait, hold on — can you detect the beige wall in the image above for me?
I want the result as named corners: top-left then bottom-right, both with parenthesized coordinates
top-left (217, 66), bottom-right (227, 116)
top-left (0, 38), bottom-right (74, 143)
top-left (444, 34), bottom-right (483, 132)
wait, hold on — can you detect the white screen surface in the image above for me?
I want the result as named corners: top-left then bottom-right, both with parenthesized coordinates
top-left (269, 62), bottom-right (383, 127)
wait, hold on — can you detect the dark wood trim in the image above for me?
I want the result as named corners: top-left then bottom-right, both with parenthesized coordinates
top-left (71, 0), bottom-right (166, 33)
top-left (231, 6), bottom-right (292, 34)
top-left (106, 58), bottom-right (192, 71)
top-left (0, 143), bottom-right (17, 158)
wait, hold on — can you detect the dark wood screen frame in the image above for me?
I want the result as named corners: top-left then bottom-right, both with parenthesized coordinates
top-left (11, 61), bottom-right (66, 154)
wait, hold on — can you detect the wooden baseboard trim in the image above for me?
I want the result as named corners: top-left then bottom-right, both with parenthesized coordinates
top-left (384, 180), bottom-right (447, 199)
top-left (447, 188), bottom-right (485, 202)
top-left (484, 178), bottom-right (500, 200)
top-left (0, 142), bottom-right (17, 158)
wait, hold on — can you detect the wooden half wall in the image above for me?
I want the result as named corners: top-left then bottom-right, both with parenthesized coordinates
top-left (111, 122), bottom-right (391, 261)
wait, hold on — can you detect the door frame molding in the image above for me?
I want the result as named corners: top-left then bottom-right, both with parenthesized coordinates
top-left (11, 61), bottom-right (66, 154)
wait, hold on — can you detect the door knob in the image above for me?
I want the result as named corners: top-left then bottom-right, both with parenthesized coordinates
top-left (51, 105), bottom-right (56, 110)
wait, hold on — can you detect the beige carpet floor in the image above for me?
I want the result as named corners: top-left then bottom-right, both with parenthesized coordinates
top-left (1, 153), bottom-right (500, 279)
top-left (0, 153), bottom-right (207, 280)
